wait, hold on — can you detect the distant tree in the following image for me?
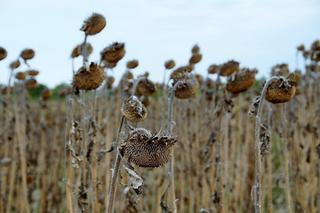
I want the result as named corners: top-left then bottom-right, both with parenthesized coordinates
top-left (28, 83), bottom-right (47, 99)
top-left (51, 83), bottom-right (70, 99)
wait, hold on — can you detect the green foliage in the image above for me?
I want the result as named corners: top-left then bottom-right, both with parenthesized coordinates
top-left (28, 83), bottom-right (47, 99)
top-left (51, 83), bottom-right (70, 99)
top-left (27, 82), bottom-right (70, 100)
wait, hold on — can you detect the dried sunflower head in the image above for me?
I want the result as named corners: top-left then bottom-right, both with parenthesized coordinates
top-left (135, 78), bottom-right (156, 97)
top-left (25, 78), bottom-right (38, 89)
top-left (73, 62), bottom-right (105, 91)
top-left (41, 88), bottom-right (52, 101)
top-left (126, 60), bottom-right (139, 69)
top-left (122, 128), bottom-right (177, 168)
top-left (164, 59), bottom-right (176, 70)
top-left (0, 47), bottom-right (7, 61)
top-left (226, 68), bottom-right (257, 94)
top-left (208, 64), bottom-right (219, 74)
top-left (311, 51), bottom-right (320, 62)
top-left (100, 42), bottom-right (126, 64)
top-left (26, 69), bottom-right (39, 77)
top-left (10, 60), bottom-right (21, 69)
top-left (311, 40), bottom-right (320, 52)
top-left (191, 44), bottom-right (200, 55)
top-left (71, 43), bottom-right (93, 58)
top-left (297, 44), bottom-right (305, 52)
top-left (174, 74), bottom-right (199, 99)
top-left (121, 96), bottom-right (148, 123)
top-left (219, 60), bottom-right (240, 76)
top-left (271, 63), bottom-right (289, 76)
top-left (265, 77), bottom-right (296, 104)
top-left (20, 48), bottom-right (35, 61)
top-left (286, 72), bottom-right (301, 87)
top-left (15, 72), bottom-right (26, 80)
top-left (189, 53), bottom-right (202, 64)
top-left (80, 13), bottom-right (106, 36)
top-left (170, 65), bottom-right (193, 81)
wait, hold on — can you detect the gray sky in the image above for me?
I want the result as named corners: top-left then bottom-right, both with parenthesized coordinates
top-left (1, 0), bottom-right (319, 87)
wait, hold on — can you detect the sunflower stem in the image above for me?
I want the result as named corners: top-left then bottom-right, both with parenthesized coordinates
top-left (106, 115), bottom-right (125, 213)
top-left (167, 86), bottom-right (177, 213)
top-left (253, 76), bottom-right (279, 213)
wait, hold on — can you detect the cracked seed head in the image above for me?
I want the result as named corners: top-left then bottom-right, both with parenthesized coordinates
top-left (122, 128), bottom-right (177, 168)
top-left (80, 13), bottom-right (106, 36)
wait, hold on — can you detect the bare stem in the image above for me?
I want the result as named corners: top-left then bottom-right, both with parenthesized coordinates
top-left (282, 104), bottom-right (293, 213)
top-left (167, 86), bottom-right (177, 213)
top-left (106, 115), bottom-right (125, 213)
top-left (82, 34), bottom-right (88, 66)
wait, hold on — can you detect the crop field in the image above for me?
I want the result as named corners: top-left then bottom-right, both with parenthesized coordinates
top-left (0, 13), bottom-right (320, 213)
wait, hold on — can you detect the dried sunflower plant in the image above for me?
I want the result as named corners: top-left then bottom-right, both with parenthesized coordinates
top-left (249, 70), bottom-right (298, 213)
top-left (66, 13), bottom-right (107, 212)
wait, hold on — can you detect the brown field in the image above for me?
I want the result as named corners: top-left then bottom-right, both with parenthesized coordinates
top-left (0, 13), bottom-right (320, 213)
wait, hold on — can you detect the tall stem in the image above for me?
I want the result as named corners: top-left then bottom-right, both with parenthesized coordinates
top-left (106, 115), bottom-right (125, 213)
top-left (253, 77), bottom-right (278, 213)
top-left (167, 87), bottom-right (177, 213)
top-left (282, 104), bottom-right (293, 213)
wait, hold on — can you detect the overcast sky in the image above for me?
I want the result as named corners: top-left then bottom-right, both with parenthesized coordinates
top-left (0, 0), bottom-right (319, 87)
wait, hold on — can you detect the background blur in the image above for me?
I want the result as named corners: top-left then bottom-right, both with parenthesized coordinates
top-left (0, 0), bottom-right (319, 87)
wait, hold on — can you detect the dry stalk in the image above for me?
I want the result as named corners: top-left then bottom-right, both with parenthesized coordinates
top-left (253, 76), bottom-right (279, 213)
